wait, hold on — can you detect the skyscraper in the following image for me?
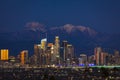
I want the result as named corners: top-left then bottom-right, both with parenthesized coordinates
top-left (94, 47), bottom-right (102, 65)
top-left (55, 36), bottom-right (60, 55)
top-left (20, 50), bottom-right (28, 65)
top-left (62, 40), bottom-right (68, 61)
top-left (66, 44), bottom-right (74, 62)
top-left (34, 44), bottom-right (42, 66)
top-left (46, 44), bottom-right (52, 66)
top-left (54, 36), bottom-right (60, 64)
top-left (114, 50), bottom-right (120, 65)
top-left (51, 44), bottom-right (57, 65)
top-left (100, 52), bottom-right (107, 65)
top-left (41, 38), bottom-right (47, 50)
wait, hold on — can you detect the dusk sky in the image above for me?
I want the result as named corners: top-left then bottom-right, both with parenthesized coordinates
top-left (0, 0), bottom-right (120, 33)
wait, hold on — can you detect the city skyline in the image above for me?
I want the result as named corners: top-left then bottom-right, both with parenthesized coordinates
top-left (1, 1), bottom-right (120, 80)
top-left (0, 36), bottom-right (120, 68)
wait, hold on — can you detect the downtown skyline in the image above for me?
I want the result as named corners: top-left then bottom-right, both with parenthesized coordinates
top-left (0, 36), bottom-right (120, 67)
top-left (0, 1), bottom-right (120, 80)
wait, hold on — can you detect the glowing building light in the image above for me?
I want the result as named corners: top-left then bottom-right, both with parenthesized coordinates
top-left (0, 49), bottom-right (9, 60)
top-left (20, 50), bottom-right (28, 65)
top-left (41, 38), bottom-right (47, 49)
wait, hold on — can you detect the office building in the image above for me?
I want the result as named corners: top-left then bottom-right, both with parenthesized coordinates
top-left (62, 40), bottom-right (68, 61)
top-left (54, 36), bottom-right (60, 64)
top-left (66, 44), bottom-right (74, 62)
top-left (20, 50), bottom-right (28, 65)
top-left (100, 52), bottom-right (107, 65)
top-left (114, 50), bottom-right (120, 65)
top-left (41, 38), bottom-right (47, 50)
top-left (0, 49), bottom-right (9, 61)
top-left (34, 44), bottom-right (43, 66)
top-left (94, 47), bottom-right (102, 65)
top-left (50, 44), bottom-right (56, 65)
top-left (80, 54), bottom-right (87, 65)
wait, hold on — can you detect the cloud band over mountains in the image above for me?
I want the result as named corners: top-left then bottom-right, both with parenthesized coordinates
top-left (25, 22), bottom-right (97, 36)
top-left (25, 22), bottom-right (46, 32)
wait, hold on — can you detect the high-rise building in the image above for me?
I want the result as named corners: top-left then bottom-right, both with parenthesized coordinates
top-left (40, 38), bottom-right (47, 67)
top-left (62, 40), bottom-right (68, 61)
top-left (54, 36), bottom-right (60, 64)
top-left (50, 44), bottom-right (56, 65)
top-left (46, 43), bottom-right (53, 65)
top-left (66, 44), bottom-right (74, 62)
top-left (20, 50), bottom-right (28, 65)
top-left (94, 47), bottom-right (102, 65)
top-left (46, 45), bottom-right (52, 66)
top-left (114, 50), bottom-right (120, 65)
top-left (55, 36), bottom-right (60, 54)
top-left (34, 44), bottom-right (43, 66)
top-left (34, 44), bottom-right (41, 56)
top-left (0, 49), bottom-right (9, 61)
top-left (101, 52), bottom-right (107, 65)
top-left (41, 38), bottom-right (47, 50)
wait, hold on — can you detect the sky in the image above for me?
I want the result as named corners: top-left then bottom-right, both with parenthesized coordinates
top-left (0, 0), bottom-right (120, 33)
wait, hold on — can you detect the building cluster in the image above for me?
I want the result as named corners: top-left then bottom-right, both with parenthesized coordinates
top-left (0, 36), bottom-right (120, 68)
top-left (29, 36), bottom-right (74, 67)
top-left (78, 47), bottom-right (120, 66)
top-left (0, 36), bottom-right (74, 68)
top-left (94, 47), bottom-right (120, 66)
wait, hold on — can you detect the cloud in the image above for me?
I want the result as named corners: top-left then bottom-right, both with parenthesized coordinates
top-left (25, 22), bottom-right (97, 36)
top-left (25, 22), bottom-right (46, 32)
top-left (50, 24), bottom-right (76, 33)
top-left (63, 24), bottom-right (97, 36)
top-left (76, 26), bottom-right (87, 32)
top-left (63, 24), bottom-right (75, 33)
top-left (50, 24), bottom-right (97, 36)
top-left (76, 26), bottom-right (97, 36)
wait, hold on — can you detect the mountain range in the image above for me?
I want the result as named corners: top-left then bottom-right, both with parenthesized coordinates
top-left (0, 22), bottom-right (120, 56)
